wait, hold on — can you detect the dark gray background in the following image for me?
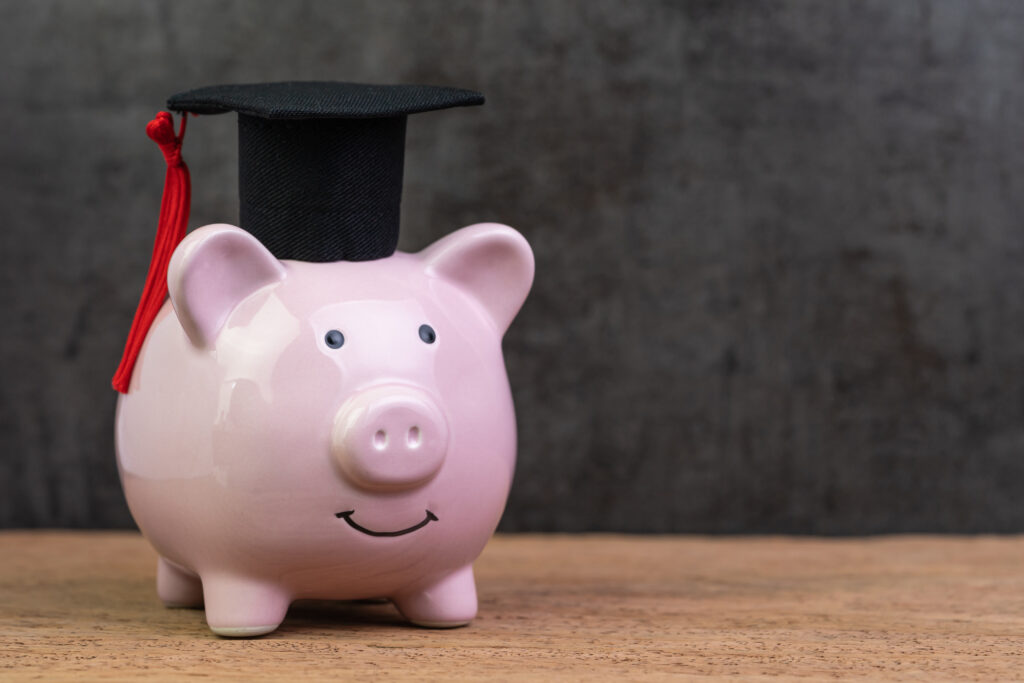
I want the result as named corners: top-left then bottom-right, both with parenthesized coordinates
top-left (3, 0), bottom-right (1023, 533)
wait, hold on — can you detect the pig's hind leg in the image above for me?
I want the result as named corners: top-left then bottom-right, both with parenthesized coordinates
top-left (392, 564), bottom-right (478, 628)
top-left (157, 557), bottom-right (204, 608)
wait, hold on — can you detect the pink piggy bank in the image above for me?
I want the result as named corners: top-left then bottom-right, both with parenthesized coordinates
top-left (115, 221), bottom-right (534, 637)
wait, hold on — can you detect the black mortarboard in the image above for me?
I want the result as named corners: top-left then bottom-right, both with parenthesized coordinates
top-left (167, 81), bottom-right (484, 262)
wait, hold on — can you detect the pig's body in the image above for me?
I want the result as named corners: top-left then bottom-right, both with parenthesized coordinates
top-left (116, 223), bottom-right (532, 636)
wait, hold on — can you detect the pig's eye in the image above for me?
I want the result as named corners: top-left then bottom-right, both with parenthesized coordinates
top-left (418, 324), bottom-right (437, 344)
top-left (324, 330), bottom-right (345, 349)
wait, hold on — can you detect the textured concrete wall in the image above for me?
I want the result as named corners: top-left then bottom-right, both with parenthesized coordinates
top-left (3, 1), bottom-right (1024, 532)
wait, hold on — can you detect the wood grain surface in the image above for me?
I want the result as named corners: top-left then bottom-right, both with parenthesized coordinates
top-left (1, 532), bottom-right (1023, 680)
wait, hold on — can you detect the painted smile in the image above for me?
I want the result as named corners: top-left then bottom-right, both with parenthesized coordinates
top-left (335, 509), bottom-right (438, 537)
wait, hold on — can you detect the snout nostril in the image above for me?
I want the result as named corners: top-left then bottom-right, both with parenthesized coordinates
top-left (407, 426), bottom-right (422, 449)
top-left (373, 430), bottom-right (388, 450)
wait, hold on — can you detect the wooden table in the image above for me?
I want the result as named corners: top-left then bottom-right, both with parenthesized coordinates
top-left (2, 532), bottom-right (1023, 680)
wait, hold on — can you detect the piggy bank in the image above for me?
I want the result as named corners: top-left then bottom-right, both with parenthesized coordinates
top-left (115, 221), bottom-right (534, 637)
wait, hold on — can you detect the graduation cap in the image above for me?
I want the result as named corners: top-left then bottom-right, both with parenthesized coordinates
top-left (173, 81), bottom-right (484, 262)
top-left (113, 81), bottom-right (484, 392)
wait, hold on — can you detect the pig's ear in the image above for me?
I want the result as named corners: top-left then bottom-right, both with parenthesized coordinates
top-left (168, 224), bottom-right (286, 348)
top-left (422, 223), bottom-right (534, 333)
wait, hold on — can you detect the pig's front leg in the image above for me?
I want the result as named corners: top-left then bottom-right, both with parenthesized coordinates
top-left (392, 564), bottom-right (477, 628)
top-left (200, 573), bottom-right (291, 637)
top-left (157, 557), bottom-right (204, 607)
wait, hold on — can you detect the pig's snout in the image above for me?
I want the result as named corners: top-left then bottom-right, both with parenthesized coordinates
top-left (331, 386), bottom-right (449, 491)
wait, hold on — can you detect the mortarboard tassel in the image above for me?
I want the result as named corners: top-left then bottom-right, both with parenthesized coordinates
top-left (112, 112), bottom-right (191, 393)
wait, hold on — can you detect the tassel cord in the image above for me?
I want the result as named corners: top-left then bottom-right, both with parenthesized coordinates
top-left (111, 112), bottom-right (191, 393)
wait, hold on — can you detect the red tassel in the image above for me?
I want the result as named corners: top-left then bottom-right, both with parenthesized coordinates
top-left (112, 112), bottom-right (191, 393)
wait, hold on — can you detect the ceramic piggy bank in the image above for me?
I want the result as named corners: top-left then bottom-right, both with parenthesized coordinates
top-left (116, 221), bottom-right (533, 636)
